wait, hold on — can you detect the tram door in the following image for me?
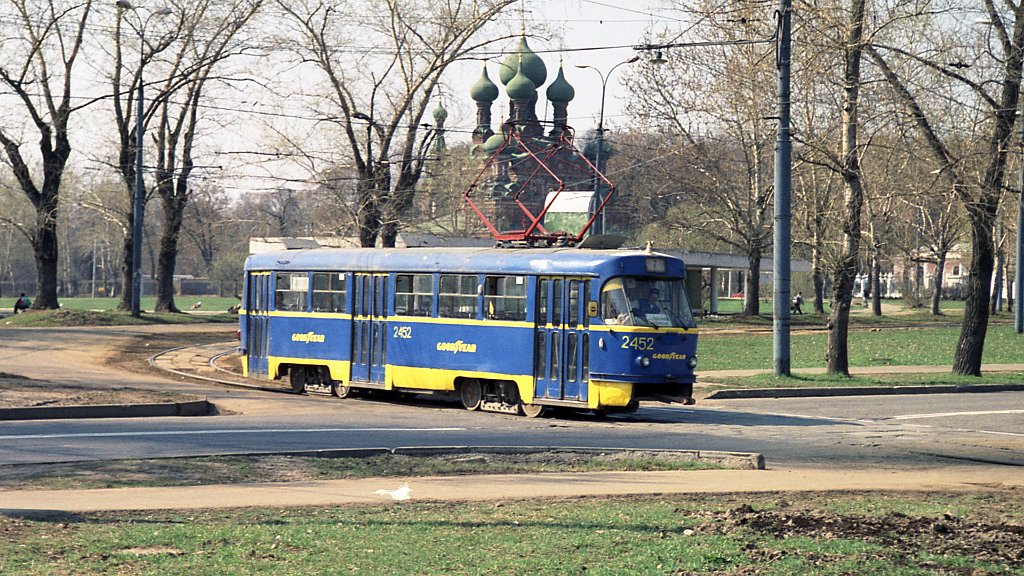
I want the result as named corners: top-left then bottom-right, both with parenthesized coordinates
top-left (534, 277), bottom-right (590, 401)
top-left (351, 273), bottom-right (388, 385)
top-left (246, 272), bottom-right (271, 376)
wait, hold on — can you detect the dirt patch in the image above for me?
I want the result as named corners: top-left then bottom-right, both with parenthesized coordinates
top-left (0, 375), bottom-right (200, 409)
top-left (0, 451), bottom-right (725, 491)
top-left (0, 329), bottom-right (234, 410)
top-left (692, 500), bottom-right (1024, 570)
top-left (105, 329), bottom-right (235, 376)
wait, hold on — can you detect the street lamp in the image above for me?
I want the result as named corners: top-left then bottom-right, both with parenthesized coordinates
top-left (116, 1), bottom-right (172, 318)
top-left (575, 55), bottom-right (640, 235)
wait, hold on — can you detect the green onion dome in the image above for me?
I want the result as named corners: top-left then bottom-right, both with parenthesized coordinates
top-left (498, 36), bottom-right (547, 87)
top-left (432, 103), bottom-right (448, 124)
top-left (545, 65), bottom-right (575, 103)
top-left (469, 66), bottom-right (499, 103)
top-left (583, 137), bottom-right (613, 161)
top-left (505, 59), bottom-right (537, 101)
top-left (482, 132), bottom-right (506, 154)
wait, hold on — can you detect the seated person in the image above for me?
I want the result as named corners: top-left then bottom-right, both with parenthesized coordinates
top-left (13, 293), bottom-right (30, 314)
top-left (635, 288), bottom-right (661, 316)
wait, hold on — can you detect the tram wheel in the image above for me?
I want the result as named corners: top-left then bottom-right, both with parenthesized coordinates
top-left (519, 402), bottom-right (544, 418)
top-left (288, 366), bottom-right (306, 393)
top-left (460, 379), bottom-right (482, 410)
top-left (333, 381), bottom-right (351, 399)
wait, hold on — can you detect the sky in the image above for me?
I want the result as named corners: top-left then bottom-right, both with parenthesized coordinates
top-left (444, 0), bottom-right (678, 142)
top-left (0, 1), bottom-right (690, 198)
top-left (199, 0), bottom-right (689, 196)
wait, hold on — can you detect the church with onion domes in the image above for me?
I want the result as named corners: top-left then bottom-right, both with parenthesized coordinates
top-left (451, 36), bottom-right (627, 243)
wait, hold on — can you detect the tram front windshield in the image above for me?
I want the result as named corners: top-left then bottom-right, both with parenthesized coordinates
top-left (600, 277), bottom-right (697, 328)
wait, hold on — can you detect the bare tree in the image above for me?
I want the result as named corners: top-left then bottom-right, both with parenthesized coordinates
top-left (866, 1), bottom-right (1024, 375)
top-left (181, 184), bottom-right (233, 273)
top-left (625, 3), bottom-right (776, 316)
top-left (276, 0), bottom-right (519, 247)
top-left (112, 0), bottom-right (262, 313)
top-left (149, 0), bottom-right (263, 313)
top-left (0, 0), bottom-right (94, 309)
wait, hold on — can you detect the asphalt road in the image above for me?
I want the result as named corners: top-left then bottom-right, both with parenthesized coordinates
top-left (0, 326), bottom-right (1022, 470)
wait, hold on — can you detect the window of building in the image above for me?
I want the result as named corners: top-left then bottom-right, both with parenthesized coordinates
top-left (484, 275), bottom-right (527, 320)
top-left (275, 272), bottom-right (308, 311)
top-left (438, 274), bottom-right (479, 318)
top-left (312, 272), bottom-right (346, 312)
top-left (395, 274), bottom-right (434, 316)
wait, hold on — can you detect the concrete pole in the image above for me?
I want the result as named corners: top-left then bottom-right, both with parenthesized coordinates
top-left (131, 51), bottom-right (145, 318)
top-left (773, 0), bottom-right (793, 376)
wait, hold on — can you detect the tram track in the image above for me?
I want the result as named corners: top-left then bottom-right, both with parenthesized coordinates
top-left (147, 343), bottom-right (295, 395)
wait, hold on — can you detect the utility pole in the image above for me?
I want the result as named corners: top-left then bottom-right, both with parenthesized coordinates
top-left (773, 0), bottom-right (793, 376)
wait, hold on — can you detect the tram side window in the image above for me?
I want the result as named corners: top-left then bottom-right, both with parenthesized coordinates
top-left (484, 275), bottom-right (526, 320)
top-left (275, 272), bottom-right (308, 311)
top-left (438, 274), bottom-right (478, 318)
top-left (395, 274), bottom-right (433, 316)
top-left (312, 272), bottom-right (346, 312)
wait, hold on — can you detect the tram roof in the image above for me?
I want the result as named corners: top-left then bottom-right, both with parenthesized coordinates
top-left (245, 247), bottom-right (686, 276)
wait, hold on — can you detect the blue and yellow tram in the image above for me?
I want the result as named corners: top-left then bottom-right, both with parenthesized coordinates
top-left (240, 247), bottom-right (699, 416)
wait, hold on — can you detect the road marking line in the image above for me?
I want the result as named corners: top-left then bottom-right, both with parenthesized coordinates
top-left (889, 409), bottom-right (1024, 421)
top-left (976, 429), bottom-right (1024, 438)
top-left (0, 427), bottom-right (466, 441)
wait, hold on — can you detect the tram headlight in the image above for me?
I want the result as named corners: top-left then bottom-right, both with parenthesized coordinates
top-left (687, 356), bottom-right (698, 369)
top-left (637, 355), bottom-right (651, 368)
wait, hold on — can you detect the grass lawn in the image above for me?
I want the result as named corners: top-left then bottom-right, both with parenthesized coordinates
top-left (702, 371), bottom-right (1024, 391)
top-left (1, 308), bottom-right (236, 326)
top-left (1, 492), bottom-right (1019, 575)
top-left (3, 296), bottom-right (239, 315)
top-left (705, 298), bottom-right (975, 327)
top-left (52, 296), bottom-right (239, 312)
top-left (698, 323), bottom-right (1024, 372)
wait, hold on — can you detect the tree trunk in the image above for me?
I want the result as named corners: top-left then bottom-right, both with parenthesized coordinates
top-left (30, 196), bottom-right (60, 310)
top-left (155, 191), bottom-right (185, 313)
top-left (743, 249), bottom-right (762, 316)
top-left (870, 248), bottom-right (882, 316)
top-left (357, 169), bottom-right (385, 248)
top-left (931, 251), bottom-right (946, 316)
top-left (991, 242), bottom-right (1005, 314)
top-left (826, 259), bottom-right (855, 375)
top-left (812, 236), bottom-right (825, 314)
top-left (826, 0), bottom-right (867, 377)
top-left (953, 211), bottom-right (995, 376)
top-left (812, 268), bottom-right (826, 314)
top-left (1006, 259), bottom-right (1015, 314)
top-left (117, 226), bottom-right (133, 310)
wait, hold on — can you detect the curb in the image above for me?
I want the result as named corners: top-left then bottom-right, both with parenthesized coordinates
top-left (705, 383), bottom-right (1024, 400)
top-left (0, 399), bottom-right (213, 421)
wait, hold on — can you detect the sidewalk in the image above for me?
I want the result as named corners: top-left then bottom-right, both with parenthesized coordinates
top-left (3, 466), bottom-right (1023, 513)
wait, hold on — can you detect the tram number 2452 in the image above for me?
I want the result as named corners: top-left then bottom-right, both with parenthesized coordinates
top-left (621, 336), bottom-right (655, 350)
top-left (393, 325), bottom-right (413, 339)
